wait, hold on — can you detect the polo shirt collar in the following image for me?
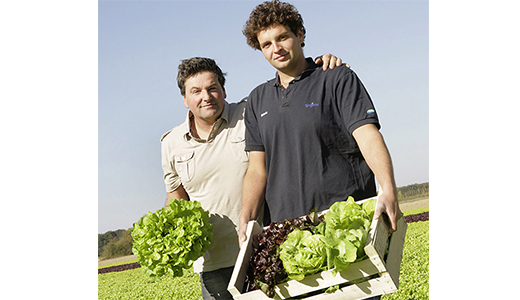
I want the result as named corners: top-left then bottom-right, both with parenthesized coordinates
top-left (272, 57), bottom-right (317, 87)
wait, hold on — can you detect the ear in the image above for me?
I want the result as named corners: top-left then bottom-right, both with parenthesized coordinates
top-left (223, 87), bottom-right (227, 100)
top-left (183, 96), bottom-right (189, 109)
top-left (297, 29), bottom-right (305, 46)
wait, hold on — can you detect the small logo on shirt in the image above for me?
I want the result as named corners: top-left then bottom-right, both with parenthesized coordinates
top-left (367, 109), bottom-right (375, 114)
top-left (261, 111), bottom-right (269, 117)
top-left (305, 102), bottom-right (319, 108)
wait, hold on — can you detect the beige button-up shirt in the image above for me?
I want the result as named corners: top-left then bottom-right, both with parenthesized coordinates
top-left (161, 99), bottom-right (248, 272)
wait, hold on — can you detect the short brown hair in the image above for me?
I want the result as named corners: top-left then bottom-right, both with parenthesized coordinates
top-left (243, 0), bottom-right (306, 50)
top-left (177, 57), bottom-right (226, 96)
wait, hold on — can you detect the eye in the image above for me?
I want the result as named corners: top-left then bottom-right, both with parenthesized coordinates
top-left (261, 42), bottom-right (271, 49)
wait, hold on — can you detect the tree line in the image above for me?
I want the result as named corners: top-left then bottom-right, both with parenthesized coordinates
top-left (98, 182), bottom-right (429, 259)
top-left (396, 182), bottom-right (429, 201)
top-left (98, 228), bottom-right (133, 259)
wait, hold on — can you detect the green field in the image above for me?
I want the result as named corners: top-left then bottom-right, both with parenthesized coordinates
top-left (380, 219), bottom-right (429, 300)
top-left (98, 267), bottom-right (201, 300)
top-left (99, 207), bottom-right (429, 300)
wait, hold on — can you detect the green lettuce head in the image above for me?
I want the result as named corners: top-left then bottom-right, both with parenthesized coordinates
top-left (322, 197), bottom-right (373, 274)
top-left (324, 197), bottom-right (371, 235)
top-left (131, 200), bottom-right (213, 278)
top-left (279, 229), bottom-right (327, 281)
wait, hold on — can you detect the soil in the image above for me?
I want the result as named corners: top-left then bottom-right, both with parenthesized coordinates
top-left (399, 196), bottom-right (429, 211)
top-left (98, 254), bottom-right (137, 267)
top-left (98, 262), bottom-right (141, 274)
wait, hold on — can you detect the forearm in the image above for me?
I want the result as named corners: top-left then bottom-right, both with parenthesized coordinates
top-left (353, 124), bottom-right (397, 198)
top-left (240, 168), bottom-right (266, 224)
top-left (353, 124), bottom-right (401, 230)
top-left (365, 140), bottom-right (396, 198)
top-left (239, 151), bottom-right (267, 245)
top-left (165, 185), bottom-right (190, 207)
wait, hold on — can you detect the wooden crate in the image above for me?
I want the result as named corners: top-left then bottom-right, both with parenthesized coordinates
top-left (228, 203), bottom-right (407, 300)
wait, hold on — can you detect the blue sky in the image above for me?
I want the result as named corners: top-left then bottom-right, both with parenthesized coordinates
top-left (98, 0), bottom-right (429, 233)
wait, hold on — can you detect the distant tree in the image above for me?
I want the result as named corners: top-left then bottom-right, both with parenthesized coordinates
top-left (98, 229), bottom-right (131, 257)
top-left (101, 238), bottom-right (133, 259)
top-left (397, 182), bottom-right (429, 201)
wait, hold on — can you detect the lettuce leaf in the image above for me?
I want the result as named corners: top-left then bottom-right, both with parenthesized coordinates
top-left (362, 198), bottom-right (377, 221)
top-left (279, 229), bottom-right (327, 281)
top-left (324, 197), bottom-right (371, 235)
top-left (131, 199), bottom-right (213, 278)
top-left (323, 230), bottom-right (358, 273)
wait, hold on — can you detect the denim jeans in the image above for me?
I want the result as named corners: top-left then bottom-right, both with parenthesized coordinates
top-left (200, 266), bottom-right (235, 300)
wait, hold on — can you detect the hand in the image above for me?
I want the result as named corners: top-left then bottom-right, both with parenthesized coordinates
top-left (314, 53), bottom-right (351, 71)
top-left (373, 191), bottom-right (401, 232)
top-left (238, 221), bottom-right (248, 249)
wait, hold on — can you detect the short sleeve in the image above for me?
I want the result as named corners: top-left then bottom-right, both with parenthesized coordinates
top-left (244, 92), bottom-right (265, 152)
top-left (161, 137), bottom-right (182, 193)
top-left (336, 71), bottom-right (380, 134)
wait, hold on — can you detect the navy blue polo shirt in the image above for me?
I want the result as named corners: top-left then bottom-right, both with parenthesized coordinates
top-left (245, 58), bottom-right (380, 224)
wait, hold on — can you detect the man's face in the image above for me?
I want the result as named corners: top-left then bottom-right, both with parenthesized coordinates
top-left (183, 71), bottom-right (226, 124)
top-left (257, 24), bottom-right (305, 72)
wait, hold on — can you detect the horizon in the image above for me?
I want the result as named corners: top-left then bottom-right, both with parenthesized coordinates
top-left (99, 181), bottom-right (429, 234)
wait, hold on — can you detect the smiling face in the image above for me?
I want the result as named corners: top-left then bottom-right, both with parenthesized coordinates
top-left (183, 71), bottom-right (226, 125)
top-left (257, 23), bottom-right (306, 75)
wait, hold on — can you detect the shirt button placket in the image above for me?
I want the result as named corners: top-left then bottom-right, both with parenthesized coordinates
top-left (280, 87), bottom-right (290, 108)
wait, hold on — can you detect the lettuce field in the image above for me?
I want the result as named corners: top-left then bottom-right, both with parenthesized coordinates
top-left (98, 207), bottom-right (429, 300)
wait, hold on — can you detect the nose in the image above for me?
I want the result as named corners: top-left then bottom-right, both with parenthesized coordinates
top-left (201, 89), bottom-right (211, 101)
top-left (273, 41), bottom-right (282, 53)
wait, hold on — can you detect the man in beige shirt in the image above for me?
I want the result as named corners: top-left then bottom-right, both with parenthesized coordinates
top-left (161, 58), bottom-right (248, 279)
top-left (161, 56), bottom-right (344, 300)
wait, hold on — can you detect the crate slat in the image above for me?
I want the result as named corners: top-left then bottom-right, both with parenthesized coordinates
top-left (384, 217), bottom-right (407, 288)
top-left (364, 214), bottom-right (390, 274)
top-left (302, 272), bottom-right (397, 300)
top-left (274, 258), bottom-right (380, 299)
top-left (228, 221), bottom-right (263, 297)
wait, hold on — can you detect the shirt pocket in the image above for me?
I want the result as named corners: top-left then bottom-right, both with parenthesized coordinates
top-left (174, 151), bottom-right (195, 182)
top-left (230, 135), bottom-right (249, 162)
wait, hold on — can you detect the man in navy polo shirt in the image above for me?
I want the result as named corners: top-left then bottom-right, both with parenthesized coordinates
top-left (239, 0), bottom-right (401, 255)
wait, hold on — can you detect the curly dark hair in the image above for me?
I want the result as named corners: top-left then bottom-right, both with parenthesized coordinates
top-left (243, 0), bottom-right (306, 50)
top-left (177, 57), bottom-right (226, 96)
